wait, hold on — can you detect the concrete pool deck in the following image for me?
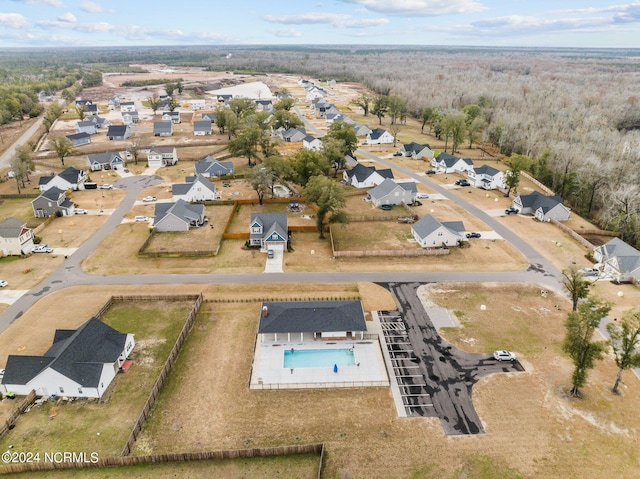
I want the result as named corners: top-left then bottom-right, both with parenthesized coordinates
top-left (250, 328), bottom-right (390, 390)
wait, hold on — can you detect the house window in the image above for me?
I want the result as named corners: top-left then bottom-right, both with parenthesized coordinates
top-left (251, 226), bottom-right (262, 234)
top-left (437, 232), bottom-right (443, 236)
top-left (59, 387), bottom-right (64, 393)
top-left (78, 388), bottom-right (83, 394)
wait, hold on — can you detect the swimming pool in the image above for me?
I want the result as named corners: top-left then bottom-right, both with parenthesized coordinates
top-left (283, 348), bottom-right (355, 368)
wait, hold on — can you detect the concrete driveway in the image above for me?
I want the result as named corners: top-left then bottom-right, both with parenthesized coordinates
top-left (264, 250), bottom-right (284, 273)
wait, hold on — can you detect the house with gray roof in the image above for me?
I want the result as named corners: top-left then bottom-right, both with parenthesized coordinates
top-left (343, 163), bottom-right (394, 189)
top-left (172, 175), bottom-right (217, 202)
top-left (0, 217), bottom-right (34, 255)
top-left (431, 153), bottom-right (474, 174)
top-left (66, 132), bottom-right (91, 147)
top-left (122, 111), bottom-right (139, 125)
top-left (153, 200), bottom-right (206, 232)
top-left (512, 191), bottom-right (570, 222)
top-left (38, 166), bottom-right (87, 192)
top-left (85, 103), bottom-right (98, 116)
top-left (89, 116), bottom-right (111, 129)
top-left (193, 120), bottom-right (212, 136)
top-left (303, 135), bottom-right (322, 151)
top-left (1, 317), bottom-right (134, 398)
top-left (194, 156), bottom-right (234, 177)
top-left (120, 101), bottom-right (135, 112)
top-left (467, 164), bottom-right (505, 190)
top-left (366, 128), bottom-right (394, 145)
top-left (107, 124), bottom-right (131, 141)
top-left (76, 121), bottom-right (97, 135)
top-left (31, 187), bottom-right (75, 217)
top-left (280, 127), bottom-right (307, 143)
top-left (411, 214), bottom-right (465, 248)
top-left (250, 212), bottom-right (288, 251)
top-left (258, 300), bottom-right (367, 342)
top-left (255, 99), bottom-right (273, 112)
top-left (201, 112), bottom-right (216, 122)
top-left (153, 121), bottom-right (173, 137)
top-left (147, 145), bottom-right (178, 168)
top-left (367, 179), bottom-right (417, 207)
top-left (399, 142), bottom-right (433, 161)
top-left (162, 111), bottom-right (181, 124)
top-left (594, 238), bottom-right (640, 283)
top-left (87, 151), bottom-right (124, 171)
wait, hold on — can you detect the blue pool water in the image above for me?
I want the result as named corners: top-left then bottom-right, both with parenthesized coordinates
top-left (283, 348), bottom-right (355, 368)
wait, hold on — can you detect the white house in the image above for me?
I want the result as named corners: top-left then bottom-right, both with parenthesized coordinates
top-left (411, 214), bottom-right (465, 248)
top-left (0, 217), bottom-right (34, 256)
top-left (512, 191), bottom-right (570, 222)
top-left (147, 146), bottom-right (179, 168)
top-left (343, 163), bottom-right (394, 189)
top-left (153, 121), bottom-right (173, 137)
top-left (594, 237), bottom-right (640, 283)
top-left (467, 164), bottom-right (505, 190)
top-left (189, 99), bottom-right (206, 110)
top-left (1, 317), bottom-right (134, 398)
top-left (367, 179), bottom-right (417, 207)
top-left (366, 128), bottom-right (394, 145)
top-left (303, 135), bottom-right (323, 150)
top-left (87, 152), bottom-right (124, 171)
top-left (431, 153), bottom-right (474, 174)
top-left (38, 166), bottom-right (87, 192)
top-left (399, 142), bottom-right (434, 161)
top-left (250, 213), bottom-right (288, 251)
top-left (120, 101), bottom-right (136, 112)
top-left (162, 111), bottom-right (181, 124)
top-left (172, 175), bottom-right (217, 202)
top-left (193, 120), bottom-right (212, 136)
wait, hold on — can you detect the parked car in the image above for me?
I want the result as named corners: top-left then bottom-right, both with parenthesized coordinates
top-left (397, 217), bottom-right (415, 224)
top-left (493, 350), bottom-right (517, 362)
top-left (416, 193), bottom-right (429, 199)
top-left (267, 249), bottom-right (275, 259)
top-left (455, 179), bottom-right (471, 186)
top-left (100, 184), bottom-right (113, 189)
top-left (380, 204), bottom-right (393, 211)
top-left (134, 216), bottom-right (148, 222)
top-left (392, 151), bottom-right (402, 156)
top-left (505, 207), bottom-right (519, 215)
top-left (466, 232), bottom-right (481, 239)
top-left (0, 280), bottom-right (7, 288)
top-left (579, 267), bottom-right (600, 277)
top-left (74, 208), bottom-right (88, 215)
top-left (425, 170), bottom-right (436, 175)
top-left (142, 196), bottom-right (157, 202)
top-left (33, 244), bottom-right (53, 253)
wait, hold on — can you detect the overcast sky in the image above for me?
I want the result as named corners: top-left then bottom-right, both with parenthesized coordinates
top-left (2, 0), bottom-right (640, 49)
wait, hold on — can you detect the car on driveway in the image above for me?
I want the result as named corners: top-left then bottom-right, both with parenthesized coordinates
top-left (33, 244), bottom-right (53, 253)
top-left (416, 193), bottom-right (429, 199)
top-left (74, 208), bottom-right (88, 215)
top-left (100, 184), bottom-right (113, 190)
top-left (142, 196), bottom-right (157, 202)
top-left (134, 216), bottom-right (148, 222)
top-left (0, 280), bottom-right (7, 288)
top-left (466, 232), bottom-right (481, 239)
top-left (579, 267), bottom-right (600, 277)
top-left (425, 170), bottom-right (436, 175)
top-left (267, 249), bottom-right (275, 259)
top-left (505, 207), bottom-right (519, 215)
top-left (455, 179), bottom-right (471, 187)
top-left (493, 350), bottom-right (516, 362)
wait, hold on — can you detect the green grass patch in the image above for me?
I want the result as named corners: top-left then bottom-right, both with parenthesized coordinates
top-left (455, 454), bottom-right (523, 479)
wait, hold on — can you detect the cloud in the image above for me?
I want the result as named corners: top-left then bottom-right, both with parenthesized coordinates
top-left (613, 4), bottom-right (640, 23)
top-left (269, 27), bottom-right (302, 38)
top-left (0, 13), bottom-right (28, 28)
top-left (119, 24), bottom-right (234, 44)
top-left (37, 19), bottom-right (115, 33)
top-left (80, 1), bottom-right (106, 13)
top-left (57, 12), bottom-right (77, 23)
top-left (263, 12), bottom-right (388, 29)
top-left (343, 18), bottom-right (389, 28)
top-left (459, 14), bottom-right (611, 37)
top-left (337, 0), bottom-right (487, 16)
top-left (10, 0), bottom-right (62, 6)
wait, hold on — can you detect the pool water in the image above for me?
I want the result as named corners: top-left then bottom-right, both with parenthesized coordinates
top-left (283, 348), bottom-right (355, 368)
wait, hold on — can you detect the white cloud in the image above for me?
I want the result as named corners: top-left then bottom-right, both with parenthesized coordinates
top-left (337, 0), bottom-right (487, 16)
top-left (263, 12), bottom-right (351, 25)
top-left (11, 0), bottom-right (62, 6)
top-left (80, 1), bottom-right (106, 13)
top-left (269, 27), bottom-right (302, 38)
top-left (57, 12), bottom-right (77, 23)
top-left (0, 13), bottom-right (28, 28)
top-left (36, 19), bottom-right (115, 33)
top-left (343, 18), bottom-right (389, 28)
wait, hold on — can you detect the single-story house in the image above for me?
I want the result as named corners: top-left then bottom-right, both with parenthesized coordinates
top-left (343, 163), bottom-right (394, 189)
top-left (0, 217), bottom-right (34, 256)
top-left (467, 164), bottom-right (505, 190)
top-left (303, 135), bottom-right (322, 150)
top-left (201, 112), bottom-right (216, 122)
top-left (325, 112), bottom-right (345, 124)
top-left (195, 156), bottom-right (234, 177)
top-left (512, 191), bottom-right (570, 222)
top-left (411, 214), bottom-right (465, 248)
top-left (106, 125), bottom-right (131, 141)
top-left (350, 122), bottom-right (372, 138)
top-left (87, 152), bottom-right (124, 171)
top-left (147, 146), bottom-right (178, 168)
top-left (66, 132), bottom-right (91, 147)
top-left (120, 101), bottom-right (136, 112)
top-left (255, 99), bottom-right (273, 112)
top-left (38, 166), bottom-right (87, 192)
top-left (250, 212), bottom-right (288, 251)
top-left (172, 175), bottom-right (217, 202)
top-left (153, 200), bottom-right (206, 232)
top-left (153, 121), bottom-right (173, 137)
top-left (367, 179), bottom-right (417, 207)
top-left (0, 317), bottom-right (134, 398)
top-left (400, 142), bottom-right (433, 161)
top-left (122, 111), bottom-right (139, 125)
top-left (366, 128), bottom-right (394, 145)
top-left (594, 237), bottom-right (640, 283)
top-left (76, 121), bottom-right (97, 135)
top-left (216, 94), bottom-right (233, 104)
top-left (257, 300), bottom-right (367, 343)
top-left (161, 111), bottom-right (181, 124)
top-left (431, 153), bottom-right (474, 174)
top-left (31, 187), bottom-right (75, 217)
top-left (193, 120), bottom-right (212, 136)
top-left (280, 127), bottom-right (306, 143)
top-left (190, 99), bottom-right (206, 110)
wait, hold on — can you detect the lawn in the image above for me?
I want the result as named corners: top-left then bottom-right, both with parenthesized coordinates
top-left (0, 300), bottom-right (194, 458)
top-left (331, 221), bottom-right (417, 251)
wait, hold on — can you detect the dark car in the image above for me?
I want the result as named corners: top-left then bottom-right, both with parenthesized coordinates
top-left (425, 170), bottom-right (436, 175)
top-left (380, 204), bottom-right (393, 211)
top-left (505, 207), bottom-right (519, 215)
top-left (393, 152), bottom-right (403, 156)
top-left (455, 179), bottom-right (471, 187)
top-left (466, 232), bottom-right (481, 239)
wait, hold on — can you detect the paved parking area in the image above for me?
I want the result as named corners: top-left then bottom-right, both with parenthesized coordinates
top-left (0, 289), bottom-right (29, 305)
top-left (263, 250), bottom-right (284, 273)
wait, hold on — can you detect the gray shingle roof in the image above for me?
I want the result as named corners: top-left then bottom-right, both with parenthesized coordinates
top-left (0, 217), bottom-right (27, 238)
top-left (345, 164), bottom-right (394, 182)
top-left (153, 121), bottom-right (172, 134)
top-left (58, 166), bottom-right (84, 184)
top-left (473, 164), bottom-right (500, 177)
top-left (194, 157), bottom-right (234, 176)
top-left (40, 187), bottom-right (65, 201)
top-left (193, 120), bottom-right (212, 132)
top-left (368, 179), bottom-right (416, 200)
top-left (107, 125), bottom-right (129, 137)
top-left (517, 191), bottom-right (564, 210)
top-left (369, 128), bottom-right (388, 140)
top-left (402, 142), bottom-right (431, 153)
top-left (154, 199), bottom-right (204, 225)
top-left (596, 238), bottom-right (640, 274)
top-left (172, 174), bottom-right (216, 197)
top-left (88, 151), bottom-right (122, 165)
top-left (250, 212), bottom-right (288, 243)
top-left (412, 215), bottom-right (465, 239)
top-left (258, 300), bottom-right (366, 334)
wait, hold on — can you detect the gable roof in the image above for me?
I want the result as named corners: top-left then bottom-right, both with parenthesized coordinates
top-left (66, 132), bottom-right (90, 142)
top-left (596, 238), bottom-right (640, 274)
top-left (368, 179), bottom-right (416, 200)
top-left (172, 174), bottom-right (216, 196)
top-left (193, 120), bottom-right (212, 131)
top-left (258, 300), bottom-right (366, 334)
top-left (88, 151), bottom-right (122, 166)
top-left (39, 187), bottom-right (65, 202)
top-left (412, 214), bottom-right (465, 240)
top-left (153, 121), bottom-right (172, 134)
top-left (148, 145), bottom-right (175, 156)
top-left (0, 217), bottom-right (27, 238)
top-left (194, 156), bottom-right (234, 176)
top-left (345, 163), bottom-right (394, 182)
top-left (250, 212), bottom-right (288, 242)
top-left (402, 142), bottom-right (431, 153)
top-left (435, 152), bottom-right (473, 168)
top-left (368, 128), bottom-right (389, 140)
top-left (1, 318), bottom-right (128, 388)
top-left (517, 191), bottom-right (565, 211)
top-left (472, 164), bottom-right (501, 177)
top-left (154, 199), bottom-right (204, 225)
top-left (58, 166), bottom-right (84, 184)
top-left (107, 125), bottom-right (129, 137)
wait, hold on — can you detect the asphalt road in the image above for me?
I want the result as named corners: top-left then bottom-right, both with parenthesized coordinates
top-left (0, 117), bottom-right (45, 169)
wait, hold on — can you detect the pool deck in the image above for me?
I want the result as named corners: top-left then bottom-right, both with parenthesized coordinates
top-left (250, 326), bottom-right (390, 390)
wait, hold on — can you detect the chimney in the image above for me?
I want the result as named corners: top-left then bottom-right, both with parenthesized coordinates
top-left (262, 306), bottom-right (268, 317)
